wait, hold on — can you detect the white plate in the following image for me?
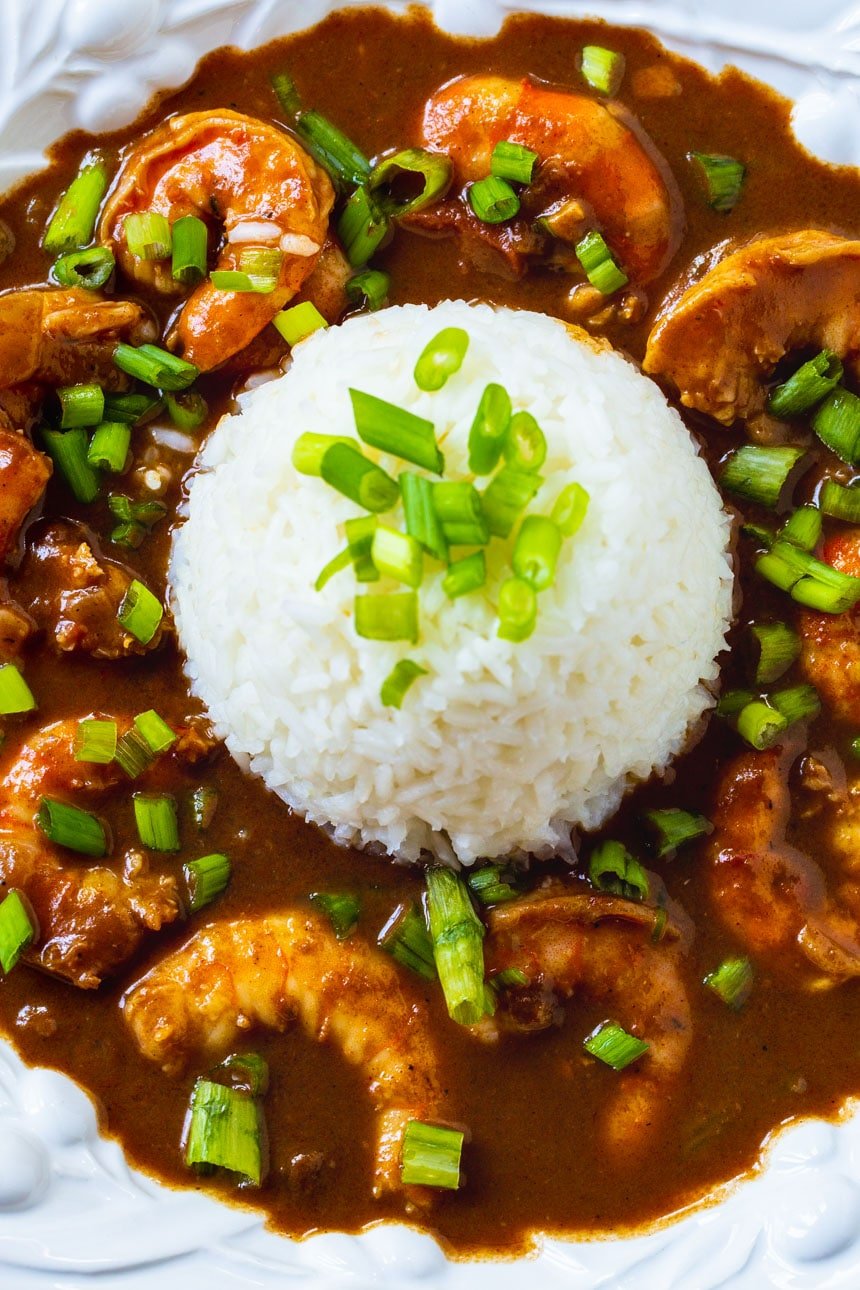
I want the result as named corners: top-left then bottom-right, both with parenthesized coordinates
top-left (2, 3), bottom-right (860, 1287)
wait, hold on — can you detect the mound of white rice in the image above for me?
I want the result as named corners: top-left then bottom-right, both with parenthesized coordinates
top-left (170, 301), bottom-right (733, 865)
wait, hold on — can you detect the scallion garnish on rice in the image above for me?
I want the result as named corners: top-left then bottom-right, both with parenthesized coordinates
top-left (380, 658), bottom-right (427, 708)
top-left (414, 327), bottom-right (470, 392)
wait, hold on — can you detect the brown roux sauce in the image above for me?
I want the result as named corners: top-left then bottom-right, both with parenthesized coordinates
top-left (1, 6), bottom-right (859, 1258)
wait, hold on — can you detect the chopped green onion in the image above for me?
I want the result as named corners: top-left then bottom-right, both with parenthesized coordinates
top-left (426, 866), bottom-right (486, 1026)
top-left (497, 576), bottom-right (538, 643)
top-left (401, 1120), bottom-right (463, 1190)
top-left (171, 214), bottom-right (208, 285)
top-left (0, 891), bottom-right (34, 973)
top-left (354, 592), bottom-right (418, 642)
top-left (644, 808), bottom-right (712, 857)
top-left (346, 268), bottom-right (390, 311)
top-left (401, 473), bottom-right (448, 562)
top-left (191, 786), bottom-right (218, 831)
top-left (133, 793), bottom-right (180, 852)
top-left (852, 737), bottom-right (860, 760)
top-left (467, 863), bottom-right (521, 905)
top-left (37, 798), bottom-right (106, 857)
top-left (87, 422), bottom-right (130, 473)
top-left (74, 717), bottom-right (117, 764)
top-left (580, 45), bottom-right (626, 96)
top-left (52, 246), bottom-right (115, 290)
top-left (379, 902), bottom-right (437, 980)
top-left (737, 699), bottom-right (788, 750)
top-left (218, 1052), bottom-right (269, 1097)
top-left (165, 390), bottom-right (208, 432)
top-left (468, 176), bottom-right (520, 224)
top-left (337, 186), bottom-right (389, 266)
top-left (443, 550), bottom-right (486, 600)
top-left (0, 664), bottom-right (36, 715)
top-left (210, 269), bottom-right (273, 294)
top-left (768, 350), bottom-right (843, 418)
top-left (720, 445), bottom-right (805, 509)
top-left (380, 658), bottom-right (427, 708)
top-left (742, 521), bottom-right (775, 549)
top-left (103, 393), bottom-right (161, 425)
top-left (310, 891), bottom-right (360, 939)
top-left (371, 526), bottom-right (423, 588)
top-left (272, 300), bottom-right (328, 345)
top-left (414, 327), bottom-right (469, 392)
top-left (41, 429), bottom-right (100, 504)
top-left (589, 840), bottom-right (649, 901)
top-left (345, 515), bottom-right (379, 581)
top-left (134, 709), bottom-right (176, 755)
top-left (492, 967), bottom-right (529, 989)
top-left (704, 956), bottom-right (753, 1010)
top-left (272, 70), bottom-right (302, 118)
top-left (750, 621), bottom-right (801, 685)
top-left (584, 1021), bottom-right (649, 1070)
top-left (490, 140), bottom-right (538, 185)
top-left (57, 384), bottom-right (104, 429)
top-left (432, 481), bottom-right (488, 547)
top-left (780, 504), bottom-right (821, 551)
top-left (551, 482), bottom-right (590, 537)
top-left (368, 147), bottom-right (452, 216)
top-left (108, 494), bottom-right (165, 550)
top-left (238, 246), bottom-right (282, 292)
top-left (350, 389), bottom-right (443, 473)
top-left (117, 579), bottom-right (163, 645)
top-left (320, 442), bottom-right (400, 513)
top-left (820, 479), bottom-right (860, 523)
top-left (124, 211), bottom-right (171, 260)
top-left (689, 152), bottom-right (746, 213)
top-left (715, 688), bottom-right (756, 718)
top-left (756, 539), bottom-right (860, 613)
top-left (770, 683), bottom-right (820, 726)
top-left (812, 387), bottom-right (860, 464)
top-left (314, 546), bottom-right (352, 592)
top-left (512, 515), bottom-right (563, 591)
top-left (503, 411), bottom-right (546, 472)
top-left (184, 853), bottom-right (231, 912)
top-left (113, 343), bottom-right (198, 392)
top-left (575, 230), bottom-right (628, 294)
top-left (468, 383), bottom-right (511, 475)
top-left (482, 467), bottom-right (542, 538)
top-left (295, 109), bottom-right (371, 188)
top-left (42, 160), bottom-right (108, 254)
top-left (292, 432), bottom-right (354, 476)
top-left (114, 728), bottom-right (156, 779)
top-left (185, 1079), bottom-right (263, 1185)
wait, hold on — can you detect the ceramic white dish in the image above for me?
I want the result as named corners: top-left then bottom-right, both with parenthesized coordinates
top-left (2, 2), bottom-right (860, 1286)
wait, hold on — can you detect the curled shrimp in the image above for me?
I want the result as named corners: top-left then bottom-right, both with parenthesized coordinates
top-left (644, 230), bottom-right (860, 426)
top-left (420, 75), bottom-right (681, 285)
top-left (0, 430), bottom-right (51, 563)
top-left (99, 111), bottom-right (335, 371)
top-left (121, 910), bottom-right (448, 1197)
top-left (798, 530), bottom-right (860, 723)
top-left (708, 747), bottom-right (860, 981)
top-left (480, 888), bottom-right (692, 1158)
top-left (0, 717), bottom-right (212, 988)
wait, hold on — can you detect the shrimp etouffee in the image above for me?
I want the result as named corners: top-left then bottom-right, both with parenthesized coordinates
top-left (4, 4), bottom-right (860, 1259)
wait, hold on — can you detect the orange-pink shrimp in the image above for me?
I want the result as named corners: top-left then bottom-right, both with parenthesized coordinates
top-left (797, 530), bottom-right (860, 723)
top-left (99, 111), bottom-right (335, 371)
top-left (480, 888), bottom-right (692, 1159)
top-left (420, 75), bottom-right (681, 284)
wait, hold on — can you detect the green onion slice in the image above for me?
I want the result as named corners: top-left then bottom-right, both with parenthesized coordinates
top-left (134, 709), bottom-right (176, 755)
top-left (292, 432), bottom-right (354, 476)
top-left (41, 429), bottom-right (100, 504)
top-left (350, 388), bottom-right (443, 473)
top-left (401, 472), bottom-right (448, 562)
top-left (468, 176), bottom-right (520, 224)
top-left (209, 269), bottom-right (274, 294)
top-left (165, 390), bottom-right (208, 432)
top-left (820, 479), bottom-right (860, 524)
top-left (584, 1021), bottom-right (649, 1070)
top-left (191, 786), bottom-right (218, 832)
top-left (272, 301), bottom-right (328, 346)
top-left (345, 515), bottom-right (380, 581)
top-left (117, 579), bottom-right (163, 645)
top-left (0, 664), bottom-right (36, 715)
top-left (513, 515), bottom-right (563, 591)
top-left (310, 891), bottom-right (361, 939)
top-left (124, 211), bottom-right (171, 260)
top-left (218, 1051), bottom-right (270, 1097)
top-left (767, 350), bottom-right (843, 418)
top-left (354, 592), bottom-right (418, 642)
top-left (103, 392), bottom-right (162, 425)
top-left (482, 467), bottom-right (542, 539)
top-left (414, 327), bottom-right (469, 392)
top-left (133, 793), bottom-right (180, 852)
top-left (467, 863), bottom-right (521, 905)
top-left (171, 214), bottom-right (208, 284)
top-left (426, 866), bottom-right (486, 1026)
top-left (337, 186), bottom-right (389, 267)
top-left (314, 546), bottom-right (352, 592)
top-left (704, 956), bottom-right (753, 1009)
top-left (720, 444), bottom-right (805, 509)
top-left (551, 482), bottom-right (590, 537)
top-left (588, 840), bottom-right (649, 901)
top-left (401, 1120), bottom-right (463, 1190)
top-left (185, 1079), bottom-right (263, 1185)
top-left (468, 383), bottom-right (511, 475)
top-left (272, 70), bottom-right (302, 118)
top-left (52, 246), bottom-right (115, 290)
top-left (749, 621), bottom-right (801, 685)
top-left (490, 139), bottom-right (538, 185)
top-left (42, 159), bottom-right (108, 254)
top-left (380, 658), bottom-right (427, 708)
top-left (770, 683), bottom-right (821, 726)
top-left (378, 902), bottom-right (437, 980)
top-left (432, 481), bottom-right (488, 547)
top-left (0, 892), bottom-right (35, 973)
top-left (238, 246), bottom-right (283, 292)
top-left (780, 504), bottom-right (822, 551)
top-left (756, 539), bottom-right (860, 613)
top-left (497, 576), bottom-right (538, 643)
top-left (443, 550), bottom-right (486, 600)
top-left (320, 442), bottom-right (400, 513)
top-left (812, 387), bottom-right (860, 465)
top-left (345, 268), bottom-right (390, 312)
top-left (503, 411), bottom-right (546, 472)
top-left (371, 526), bottom-right (423, 588)
top-left (57, 383), bottom-right (104, 429)
top-left (37, 798), bottom-right (107, 857)
top-left (580, 45), bottom-right (626, 96)
top-left (736, 699), bottom-right (788, 750)
top-left (87, 422), bottom-right (131, 473)
top-left (184, 853), bottom-right (231, 913)
top-left (575, 230), bottom-right (628, 294)
top-left (114, 728), bottom-right (156, 779)
top-left (368, 147), bottom-right (452, 217)
top-left (689, 152), bottom-right (746, 213)
top-left (74, 718), bottom-right (117, 765)
top-left (715, 688), bottom-right (756, 718)
top-left (295, 109), bottom-right (371, 189)
top-left (644, 808), bottom-right (712, 858)
top-left (113, 343), bottom-right (198, 392)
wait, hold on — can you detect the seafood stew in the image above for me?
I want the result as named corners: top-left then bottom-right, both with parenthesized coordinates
top-left (1, 5), bottom-right (860, 1258)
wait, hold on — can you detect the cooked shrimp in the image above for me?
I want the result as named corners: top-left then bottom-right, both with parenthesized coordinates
top-left (707, 747), bottom-right (860, 980)
top-left (122, 910), bottom-right (447, 1196)
top-left (0, 430), bottom-right (51, 563)
top-left (643, 230), bottom-right (860, 425)
top-left (0, 287), bottom-right (152, 390)
top-left (419, 75), bottom-right (681, 284)
top-left (481, 888), bottom-right (691, 1158)
top-left (99, 111), bottom-right (335, 371)
top-left (0, 717), bottom-right (189, 988)
top-left (798, 530), bottom-right (860, 723)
